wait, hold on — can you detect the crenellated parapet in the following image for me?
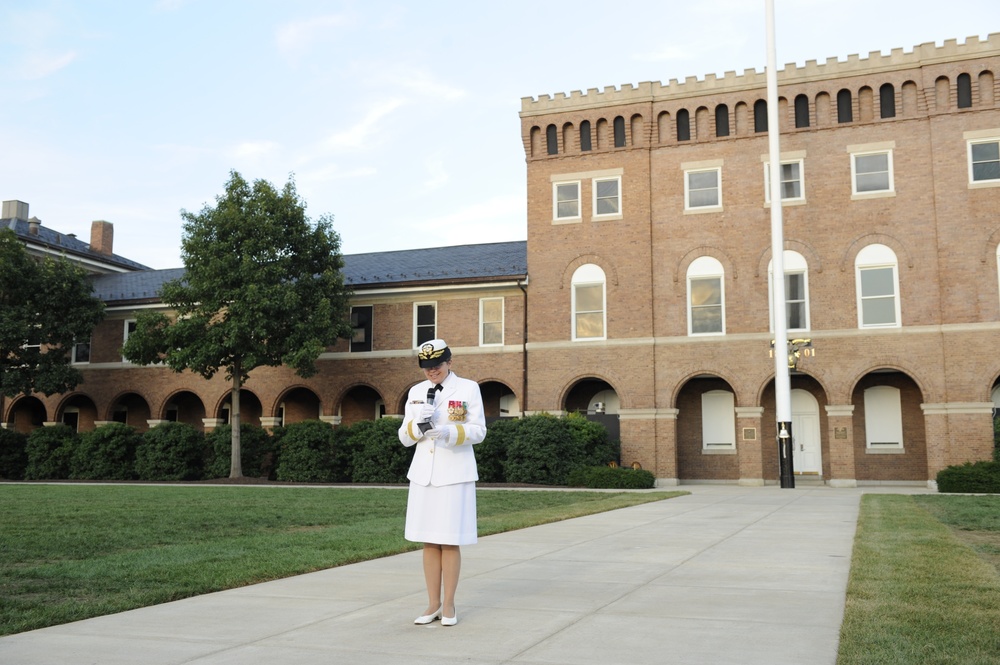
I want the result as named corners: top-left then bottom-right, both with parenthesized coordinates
top-left (521, 33), bottom-right (1000, 116)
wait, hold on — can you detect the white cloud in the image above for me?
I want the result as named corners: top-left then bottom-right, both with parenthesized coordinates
top-left (323, 99), bottom-right (406, 150)
top-left (276, 14), bottom-right (351, 62)
top-left (233, 140), bottom-right (280, 159)
top-left (12, 50), bottom-right (77, 80)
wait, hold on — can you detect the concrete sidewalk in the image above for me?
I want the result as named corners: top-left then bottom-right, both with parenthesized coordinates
top-left (0, 484), bottom-right (933, 665)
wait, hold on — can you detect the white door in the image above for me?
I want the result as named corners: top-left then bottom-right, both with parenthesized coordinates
top-left (791, 389), bottom-right (822, 475)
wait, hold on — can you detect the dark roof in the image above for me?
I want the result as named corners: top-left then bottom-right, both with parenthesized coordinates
top-left (4, 217), bottom-right (150, 272)
top-left (90, 241), bottom-right (528, 304)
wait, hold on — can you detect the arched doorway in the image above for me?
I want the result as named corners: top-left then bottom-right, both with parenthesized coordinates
top-left (791, 389), bottom-right (822, 475)
top-left (675, 376), bottom-right (739, 481)
top-left (479, 381), bottom-right (519, 421)
top-left (58, 394), bottom-right (99, 432)
top-left (6, 396), bottom-right (46, 434)
top-left (563, 378), bottom-right (620, 442)
top-left (276, 387), bottom-right (321, 425)
top-left (339, 385), bottom-right (384, 427)
top-left (108, 392), bottom-right (152, 432)
top-left (218, 390), bottom-right (262, 427)
top-left (163, 391), bottom-right (206, 430)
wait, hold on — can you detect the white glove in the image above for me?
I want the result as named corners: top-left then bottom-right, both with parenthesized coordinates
top-left (426, 426), bottom-right (454, 447)
top-left (418, 402), bottom-right (435, 422)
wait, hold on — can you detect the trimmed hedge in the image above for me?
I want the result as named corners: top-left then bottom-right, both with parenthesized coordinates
top-left (0, 428), bottom-right (28, 480)
top-left (136, 422), bottom-right (205, 481)
top-left (70, 422), bottom-right (142, 480)
top-left (349, 417), bottom-right (411, 484)
top-left (24, 425), bottom-right (77, 480)
top-left (936, 460), bottom-right (1000, 493)
top-left (274, 420), bottom-right (344, 483)
top-left (567, 465), bottom-right (656, 489)
top-left (204, 424), bottom-right (278, 479)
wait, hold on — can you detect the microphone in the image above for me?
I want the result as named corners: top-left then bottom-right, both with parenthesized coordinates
top-left (417, 386), bottom-right (437, 434)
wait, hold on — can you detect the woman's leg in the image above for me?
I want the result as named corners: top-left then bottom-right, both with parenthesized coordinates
top-left (441, 545), bottom-right (461, 617)
top-left (422, 544), bottom-right (443, 613)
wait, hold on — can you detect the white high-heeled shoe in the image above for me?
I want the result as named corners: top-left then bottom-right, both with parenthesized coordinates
top-left (441, 610), bottom-right (457, 627)
top-left (414, 606), bottom-right (442, 625)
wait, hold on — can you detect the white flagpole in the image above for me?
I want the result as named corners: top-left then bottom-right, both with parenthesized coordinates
top-left (765, 0), bottom-right (794, 487)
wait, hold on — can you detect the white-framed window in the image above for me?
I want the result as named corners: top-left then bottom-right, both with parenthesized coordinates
top-left (763, 159), bottom-right (805, 204)
top-left (684, 167), bottom-right (722, 211)
top-left (592, 176), bottom-right (621, 218)
top-left (350, 305), bottom-right (373, 352)
top-left (553, 181), bottom-right (581, 221)
top-left (969, 138), bottom-right (1000, 185)
top-left (71, 338), bottom-right (91, 364)
top-left (849, 144), bottom-right (894, 197)
top-left (413, 302), bottom-right (436, 347)
top-left (768, 251), bottom-right (810, 332)
top-left (571, 264), bottom-right (606, 341)
top-left (863, 385), bottom-right (904, 450)
top-left (855, 244), bottom-right (900, 328)
top-left (687, 256), bottom-right (725, 335)
top-left (480, 297), bottom-right (504, 346)
top-left (702, 390), bottom-right (736, 451)
top-left (122, 319), bottom-right (137, 362)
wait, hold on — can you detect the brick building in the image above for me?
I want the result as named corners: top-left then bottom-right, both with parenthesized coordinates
top-left (4, 34), bottom-right (999, 487)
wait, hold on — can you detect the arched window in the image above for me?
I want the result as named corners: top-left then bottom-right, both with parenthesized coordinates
top-left (794, 94), bottom-right (810, 128)
top-left (613, 116), bottom-right (626, 147)
top-left (676, 109), bottom-right (691, 141)
top-left (715, 104), bottom-right (730, 137)
top-left (580, 120), bottom-right (592, 151)
top-left (879, 83), bottom-right (896, 118)
top-left (958, 73), bottom-right (973, 108)
top-left (546, 124), bottom-right (558, 155)
top-left (571, 264), bottom-right (606, 341)
top-left (855, 244), bottom-right (900, 328)
top-left (687, 257), bottom-right (725, 335)
top-left (753, 100), bottom-right (768, 133)
top-left (837, 89), bottom-right (853, 123)
top-left (768, 250), bottom-right (809, 331)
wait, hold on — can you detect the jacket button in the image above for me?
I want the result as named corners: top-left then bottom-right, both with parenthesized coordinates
top-left (429, 448), bottom-right (434, 454)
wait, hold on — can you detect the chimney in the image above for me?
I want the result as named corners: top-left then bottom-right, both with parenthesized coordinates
top-left (28, 216), bottom-right (41, 236)
top-left (2, 200), bottom-right (29, 221)
top-left (90, 220), bottom-right (114, 256)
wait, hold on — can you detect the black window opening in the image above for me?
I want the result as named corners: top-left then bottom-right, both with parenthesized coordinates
top-left (715, 105), bottom-right (730, 137)
top-left (613, 116), bottom-right (626, 147)
top-left (794, 95), bottom-right (810, 128)
top-left (879, 83), bottom-right (896, 118)
top-left (837, 89), bottom-right (853, 123)
top-left (957, 73), bottom-right (972, 108)
top-left (416, 304), bottom-right (436, 345)
top-left (754, 100), bottom-right (768, 133)
top-left (350, 306), bottom-right (373, 352)
top-left (677, 109), bottom-right (691, 141)
top-left (580, 120), bottom-right (592, 151)
top-left (546, 124), bottom-right (558, 155)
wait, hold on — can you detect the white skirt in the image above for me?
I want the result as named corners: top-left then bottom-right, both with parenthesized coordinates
top-left (404, 481), bottom-right (477, 546)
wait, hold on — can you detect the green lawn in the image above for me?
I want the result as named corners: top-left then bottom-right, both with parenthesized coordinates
top-left (837, 494), bottom-right (1000, 665)
top-left (0, 484), bottom-right (682, 636)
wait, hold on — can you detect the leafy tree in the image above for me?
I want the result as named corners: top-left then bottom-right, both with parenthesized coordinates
top-left (123, 171), bottom-right (353, 477)
top-left (0, 229), bottom-right (105, 398)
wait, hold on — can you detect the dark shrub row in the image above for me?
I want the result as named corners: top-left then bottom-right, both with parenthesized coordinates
top-left (0, 412), bottom-right (625, 487)
top-left (936, 461), bottom-right (1000, 493)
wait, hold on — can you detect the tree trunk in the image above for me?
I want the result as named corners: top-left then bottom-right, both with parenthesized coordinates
top-left (229, 365), bottom-right (243, 478)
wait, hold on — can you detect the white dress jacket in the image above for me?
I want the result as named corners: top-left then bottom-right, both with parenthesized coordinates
top-left (398, 372), bottom-right (487, 487)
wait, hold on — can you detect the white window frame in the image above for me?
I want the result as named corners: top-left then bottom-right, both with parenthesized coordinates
top-left (413, 302), bottom-right (437, 347)
top-left (968, 135), bottom-right (1000, 187)
top-left (684, 166), bottom-right (722, 212)
top-left (763, 158), bottom-right (805, 204)
top-left (122, 319), bottom-right (137, 363)
top-left (768, 251), bottom-right (810, 333)
top-left (71, 337), bottom-right (91, 364)
top-left (863, 385), bottom-right (904, 451)
top-left (855, 244), bottom-right (901, 329)
top-left (701, 390), bottom-right (736, 451)
top-left (553, 181), bottom-right (581, 222)
top-left (592, 176), bottom-right (622, 220)
top-left (571, 264), bottom-right (606, 341)
top-left (849, 143), bottom-right (895, 199)
top-left (687, 256), bottom-right (725, 336)
top-left (479, 297), bottom-right (504, 346)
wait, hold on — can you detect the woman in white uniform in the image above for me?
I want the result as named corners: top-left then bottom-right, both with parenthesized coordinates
top-left (398, 339), bottom-right (486, 627)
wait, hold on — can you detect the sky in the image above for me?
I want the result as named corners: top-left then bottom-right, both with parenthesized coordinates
top-left (1, 1), bottom-right (998, 270)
